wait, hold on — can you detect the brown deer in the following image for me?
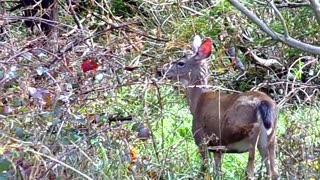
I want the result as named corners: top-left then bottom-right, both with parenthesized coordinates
top-left (157, 35), bottom-right (279, 179)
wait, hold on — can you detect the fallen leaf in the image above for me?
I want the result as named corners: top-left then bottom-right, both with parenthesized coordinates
top-left (124, 66), bottom-right (139, 71)
top-left (130, 146), bottom-right (137, 162)
top-left (81, 60), bottom-right (98, 72)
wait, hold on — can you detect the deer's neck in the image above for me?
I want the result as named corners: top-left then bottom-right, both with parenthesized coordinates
top-left (186, 73), bottom-right (209, 115)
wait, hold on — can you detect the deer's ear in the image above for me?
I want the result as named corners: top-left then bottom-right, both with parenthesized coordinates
top-left (192, 35), bottom-right (202, 53)
top-left (195, 38), bottom-right (213, 60)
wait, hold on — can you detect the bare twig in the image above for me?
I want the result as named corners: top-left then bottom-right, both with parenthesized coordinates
top-left (267, 0), bottom-right (289, 37)
top-left (253, 0), bottom-right (310, 8)
top-left (309, 0), bottom-right (320, 25)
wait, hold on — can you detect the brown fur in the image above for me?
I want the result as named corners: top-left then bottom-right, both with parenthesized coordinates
top-left (158, 36), bottom-right (279, 179)
top-left (193, 91), bottom-right (277, 149)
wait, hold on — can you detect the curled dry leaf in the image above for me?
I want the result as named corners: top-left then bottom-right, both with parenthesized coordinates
top-left (130, 146), bottom-right (137, 162)
top-left (124, 66), bottom-right (139, 71)
top-left (1, 105), bottom-right (15, 115)
top-left (250, 51), bottom-right (283, 67)
top-left (28, 87), bottom-right (53, 106)
top-left (28, 87), bottom-right (49, 100)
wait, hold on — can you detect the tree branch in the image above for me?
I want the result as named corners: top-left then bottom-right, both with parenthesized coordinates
top-left (268, 0), bottom-right (289, 37)
top-left (309, 0), bottom-right (320, 25)
top-left (228, 0), bottom-right (320, 55)
top-left (254, 0), bottom-right (310, 8)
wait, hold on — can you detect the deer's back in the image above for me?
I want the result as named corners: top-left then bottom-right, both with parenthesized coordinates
top-left (192, 90), bottom-right (277, 151)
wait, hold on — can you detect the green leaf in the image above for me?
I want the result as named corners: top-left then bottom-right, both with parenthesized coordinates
top-left (0, 156), bottom-right (11, 172)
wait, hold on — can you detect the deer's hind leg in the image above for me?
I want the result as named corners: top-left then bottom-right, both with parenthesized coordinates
top-left (268, 132), bottom-right (279, 180)
top-left (247, 123), bottom-right (261, 180)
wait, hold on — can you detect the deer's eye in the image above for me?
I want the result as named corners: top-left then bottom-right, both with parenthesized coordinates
top-left (177, 61), bottom-right (185, 67)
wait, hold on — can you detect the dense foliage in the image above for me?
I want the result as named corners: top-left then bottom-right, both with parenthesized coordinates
top-left (0, 0), bottom-right (319, 179)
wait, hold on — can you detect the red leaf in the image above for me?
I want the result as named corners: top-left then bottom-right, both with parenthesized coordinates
top-left (81, 60), bottom-right (98, 72)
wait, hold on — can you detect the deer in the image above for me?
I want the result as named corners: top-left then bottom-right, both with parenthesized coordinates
top-left (157, 35), bottom-right (279, 179)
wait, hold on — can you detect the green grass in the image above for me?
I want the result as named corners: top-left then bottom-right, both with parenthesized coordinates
top-left (1, 80), bottom-right (319, 179)
top-left (101, 84), bottom-right (320, 179)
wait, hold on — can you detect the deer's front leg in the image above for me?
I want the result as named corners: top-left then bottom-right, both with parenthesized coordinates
top-left (193, 127), bottom-right (209, 177)
top-left (213, 150), bottom-right (224, 178)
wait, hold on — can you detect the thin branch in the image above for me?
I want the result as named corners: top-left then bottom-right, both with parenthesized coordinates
top-left (309, 0), bottom-right (320, 25)
top-left (267, 0), bottom-right (289, 37)
top-left (228, 0), bottom-right (320, 55)
top-left (253, 0), bottom-right (310, 8)
top-left (228, 0), bottom-right (278, 38)
top-left (181, 5), bottom-right (205, 16)
top-left (27, 149), bottom-right (93, 180)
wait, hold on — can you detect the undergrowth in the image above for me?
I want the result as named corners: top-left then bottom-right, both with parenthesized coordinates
top-left (1, 0), bottom-right (320, 179)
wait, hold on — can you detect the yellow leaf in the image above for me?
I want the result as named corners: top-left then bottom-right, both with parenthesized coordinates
top-left (130, 146), bottom-right (137, 161)
top-left (313, 160), bottom-right (319, 170)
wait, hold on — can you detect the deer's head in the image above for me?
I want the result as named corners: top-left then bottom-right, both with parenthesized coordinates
top-left (157, 35), bottom-right (213, 85)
